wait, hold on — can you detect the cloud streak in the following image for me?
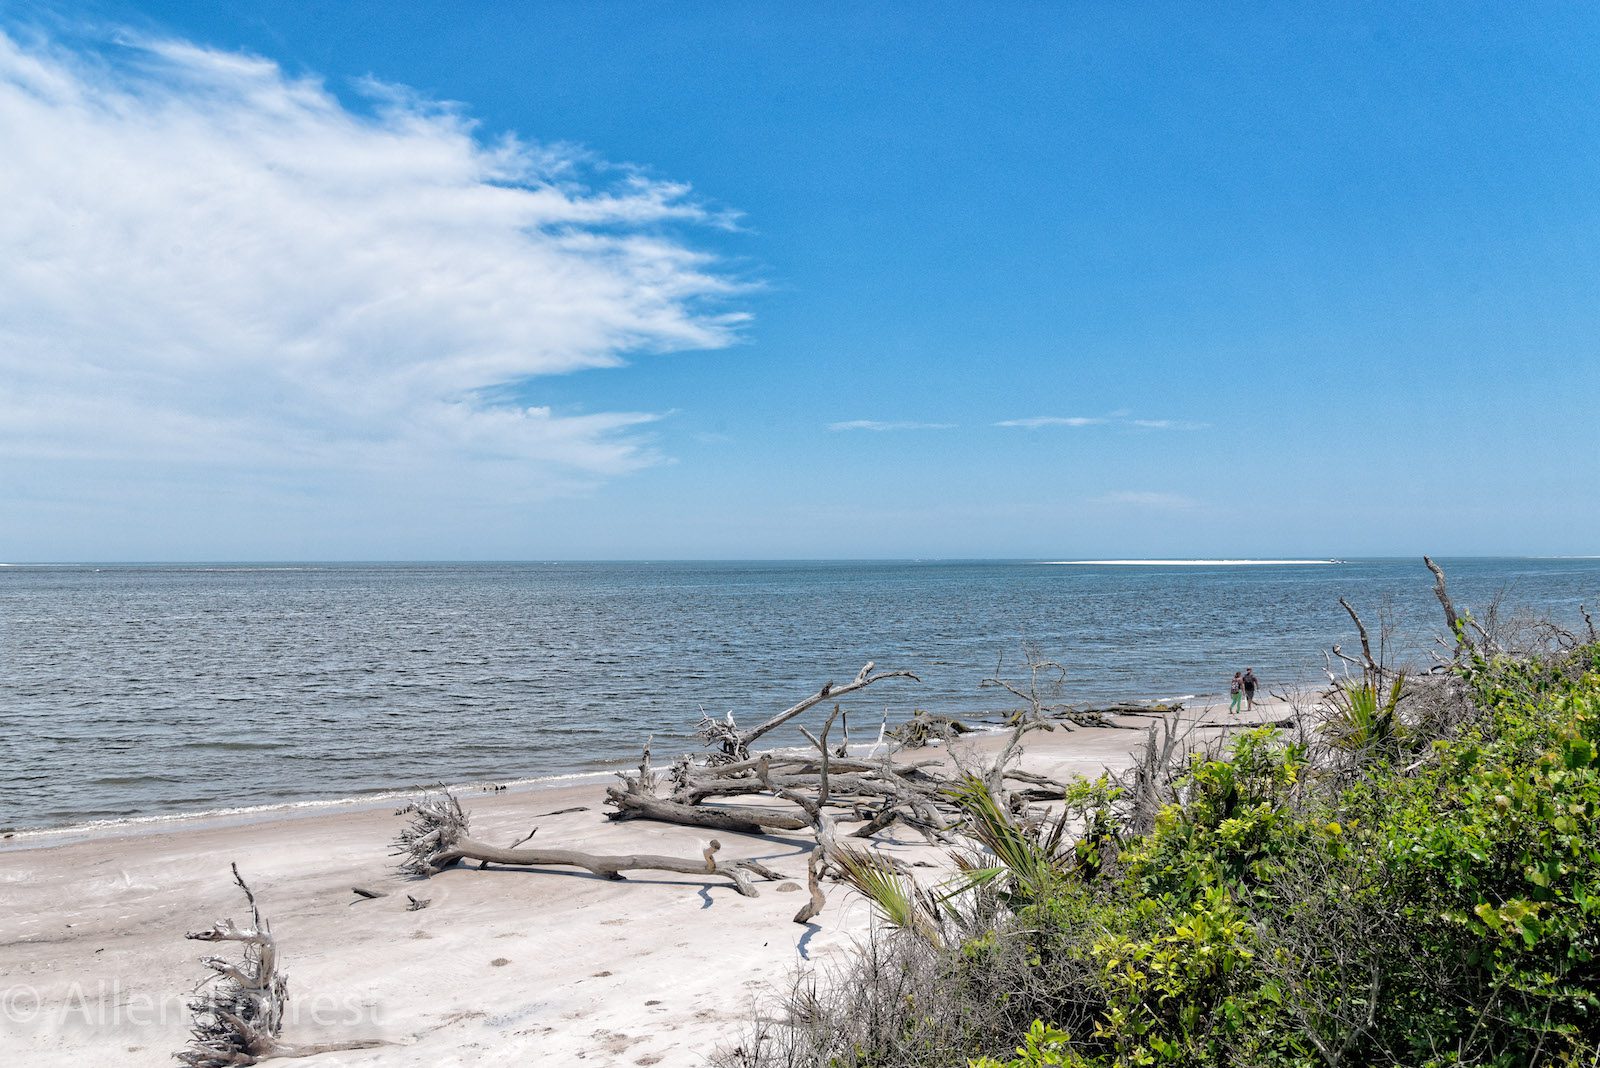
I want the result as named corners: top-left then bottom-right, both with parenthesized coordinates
top-left (827, 420), bottom-right (957, 432)
top-left (0, 26), bottom-right (744, 519)
top-left (1129, 418), bottom-right (1210, 431)
top-left (995, 415), bottom-right (1207, 431)
top-left (994, 416), bottom-right (1107, 429)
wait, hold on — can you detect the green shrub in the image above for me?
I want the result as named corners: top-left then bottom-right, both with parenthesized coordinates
top-left (722, 643), bottom-right (1600, 1068)
top-left (978, 645), bottom-right (1600, 1068)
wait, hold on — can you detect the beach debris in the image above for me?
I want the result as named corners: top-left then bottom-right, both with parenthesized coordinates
top-left (406, 895), bottom-right (431, 911)
top-left (694, 661), bottom-right (920, 764)
top-left (349, 886), bottom-right (387, 900)
top-left (536, 805), bottom-right (589, 817)
top-left (178, 863), bottom-right (384, 1066)
top-left (735, 858), bottom-right (789, 881)
top-left (886, 710), bottom-right (974, 748)
top-left (392, 791), bottom-right (764, 897)
top-left (1066, 701), bottom-right (1183, 720)
top-left (604, 658), bottom-right (1072, 914)
top-left (603, 655), bottom-right (1084, 924)
top-left (385, 657), bottom-right (1070, 930)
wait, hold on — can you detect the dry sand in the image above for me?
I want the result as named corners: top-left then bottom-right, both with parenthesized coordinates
top-left (0, 699), bottom-right (1291, 1067)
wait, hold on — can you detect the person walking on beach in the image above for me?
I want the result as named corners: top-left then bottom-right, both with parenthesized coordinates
top-left (1229, 672), bottom-right (1244, 715)
top-left (1242, 667), bottom-right (1259, 711)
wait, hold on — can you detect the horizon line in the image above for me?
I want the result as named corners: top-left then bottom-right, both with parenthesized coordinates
top-left (3, 554), bottom-right (1593, 567)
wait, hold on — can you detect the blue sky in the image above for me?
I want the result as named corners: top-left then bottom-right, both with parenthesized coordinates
top-left (1, 2), bottom-right (1597, 559)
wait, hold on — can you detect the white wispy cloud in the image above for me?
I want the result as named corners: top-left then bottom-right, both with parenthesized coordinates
top-left (1129, 418), bottom-right (1210, 430)
top-left (0, 26), bottom-right (744, 515)
top-left (827, 420), bottom-right (957, 432)
top-left (995, 415), bottom-right (1206, 431)
top-left (994, 416), bottom-right (1106, 429)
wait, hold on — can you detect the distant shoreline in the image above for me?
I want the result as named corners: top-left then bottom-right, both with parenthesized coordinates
top-left (1041, 559), bottom-right (1341, 566)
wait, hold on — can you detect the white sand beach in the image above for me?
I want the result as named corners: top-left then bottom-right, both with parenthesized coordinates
top-left (0, 699), bottom-right (1292, 1067)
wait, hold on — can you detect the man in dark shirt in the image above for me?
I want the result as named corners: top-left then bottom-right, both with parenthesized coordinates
top-left (1242, 668), bottom-right (1259, 711)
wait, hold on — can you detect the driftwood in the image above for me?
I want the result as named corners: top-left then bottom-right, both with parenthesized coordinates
top-left (599, 658), bottom-right (1074, 930)
top-left (179, 864), bottom-right (382, 1066)
top-left (606, 725), bottom-right (1038, 845)
top-left (886, 710), bottom-right (974, 748)
top-left (697, 661), bottom-right (919, 762)
top-left (754, 709), bottom-right (850, 924)
top-left (1423, 555), bottom-right (1461, 651)
top-left (608, 657), bottom-right (1071, 860)
top-left (602, 790), bottom-right (811, 833)
top-left (388, 659), bottom-right (1069, 928)
top-left (1073, 702), bottom-right (1184, 719)
top-left (394, 792), bottom-right (764, 897)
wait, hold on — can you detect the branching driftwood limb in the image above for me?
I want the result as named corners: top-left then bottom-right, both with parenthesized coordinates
top-left (757, 709), bottom-right (849, 925)
top-left (394, 791), bottom-right (763, 897)
top-left (178, 864), bottom-right (382, 1066)
top-left (1338, 597), bottom-right (1380, 680)
top-left (1424, 555), bottom-right (1464, 656)
top-left (697, 661), bottom-right (919, 762)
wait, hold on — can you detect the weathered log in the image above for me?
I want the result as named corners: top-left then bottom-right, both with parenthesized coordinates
top-left (1070, 702), bottom-right (1184, 718)
top-left (604, 786), bottom-right (812, 832)
top-left (886, 711), bottom-right (975, 748)
top-left (395, 792), bottom-right (762, 896)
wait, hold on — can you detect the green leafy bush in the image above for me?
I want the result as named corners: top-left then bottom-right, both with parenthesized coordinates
top-left (721, 643), bottom-right (1600, 1068)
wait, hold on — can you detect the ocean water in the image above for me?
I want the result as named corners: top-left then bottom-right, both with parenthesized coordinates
top-left (2, 558), bottom-right (1597, 831)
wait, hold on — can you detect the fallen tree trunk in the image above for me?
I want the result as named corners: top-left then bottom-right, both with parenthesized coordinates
top-left (603, 786), bottom-right (812, 833)
top-left (395, 792), bottom-right (764, 897)
top-left (1072, 702), bottom-right (1185, 718)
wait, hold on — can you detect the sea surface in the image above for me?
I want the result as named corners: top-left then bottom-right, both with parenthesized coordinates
top-left (3, 558), bottom-right (1597, 831)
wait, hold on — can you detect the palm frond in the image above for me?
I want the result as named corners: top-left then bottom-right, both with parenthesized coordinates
top-left (834, 848), bottom-right (944, 947)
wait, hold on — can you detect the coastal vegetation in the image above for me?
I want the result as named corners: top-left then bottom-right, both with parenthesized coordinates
top-left (719, 575), bottom-right (1600, 1067)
